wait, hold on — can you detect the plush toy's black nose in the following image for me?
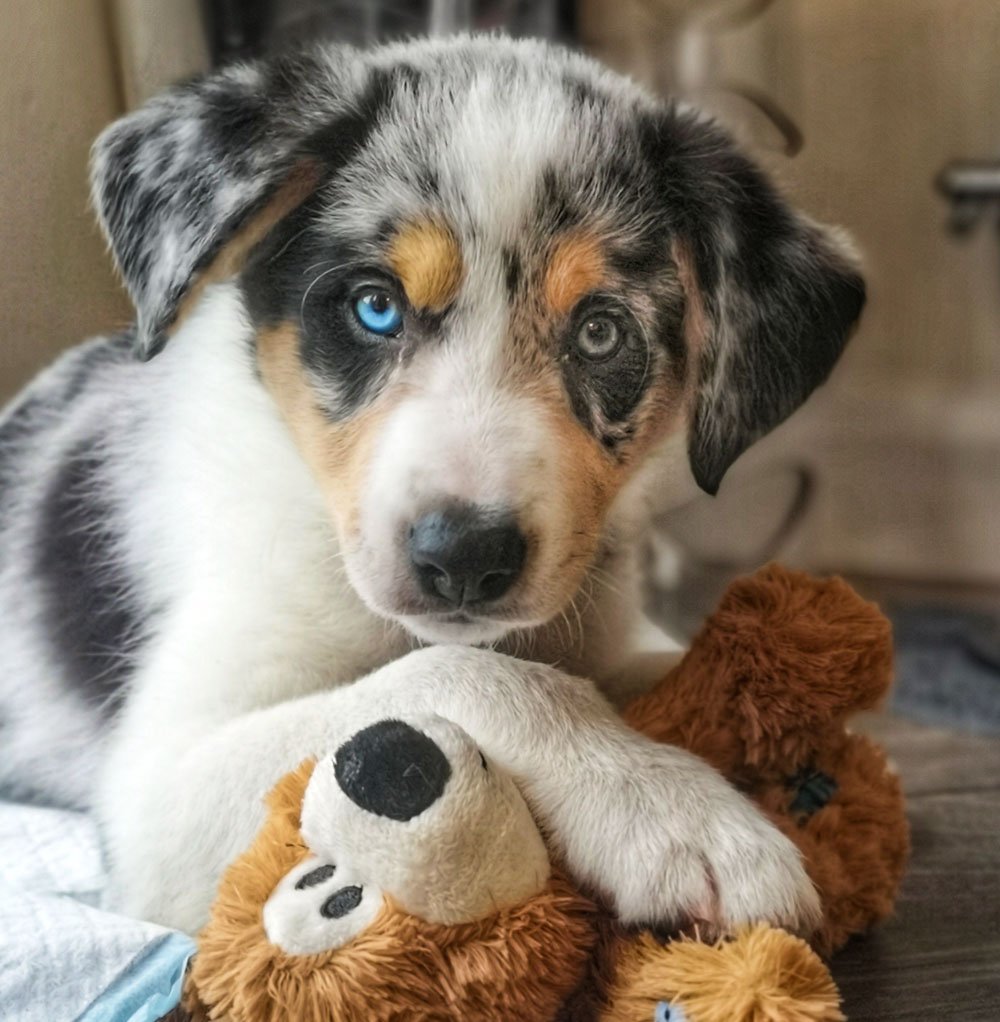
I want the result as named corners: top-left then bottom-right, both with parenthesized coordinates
top-left (408, 506), bottom-right (526, 607)
top-left (334, 720), bottom-right (451, 821)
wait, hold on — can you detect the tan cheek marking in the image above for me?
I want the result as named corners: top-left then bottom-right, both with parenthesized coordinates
top-left (256, 322), bottom-right (392, 537)
top-left (387, 220), bottom-right (463, 312)
top-left (543, 232), bottom-right (606, 317)
top-left (167, 160), bottom-right (321, 336)
top-left (547, 399), bottom-right (623, 533)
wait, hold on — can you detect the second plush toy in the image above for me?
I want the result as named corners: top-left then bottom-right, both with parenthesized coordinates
top-left (624, 563), bottom-right (909, 955)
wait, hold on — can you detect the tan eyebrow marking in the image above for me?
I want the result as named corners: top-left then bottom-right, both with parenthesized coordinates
top-left (543, 232), bottom-right (607, 316)
top-left (387, 219), bottom-right (463, 312)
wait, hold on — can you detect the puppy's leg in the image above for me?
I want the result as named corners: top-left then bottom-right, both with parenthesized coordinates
top-left (96, 592), bottom-right (411, 932)
top-left (102, 641), bottom-right (817, 935)
top-left (393, 647), bottom-right (821, 934)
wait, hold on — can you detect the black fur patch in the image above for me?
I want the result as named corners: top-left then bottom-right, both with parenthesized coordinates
top-left (239, 69), bottom-right (409, 420)
top-left (563, 73), bottom-right (601, 112)
top-left (0, 336), bottom-right (134, 523)
top-left (242, 204), bottom-right (400, 420)
top-left (538, 164), bottom-right (581, 234)
top-left (639, 106), bottom-right (865, 493)
top-left (560, 298), bottom-right (653, 446)
top-left (35, 438), bottom-right (146, 714)
top-left (502, 247), bottom-right (522, 298)
top-left (299, 259), bottom-right (403, 418)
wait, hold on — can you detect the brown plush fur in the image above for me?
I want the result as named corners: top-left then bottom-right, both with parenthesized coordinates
top-left (627, 565), bottom-right (894, 775)
top-left (601, 927), bottom-right (844, 1022)
top-left (185, 761), bottom-right (598, 1022)
top-left (625, 563), bottom-right (909, 955)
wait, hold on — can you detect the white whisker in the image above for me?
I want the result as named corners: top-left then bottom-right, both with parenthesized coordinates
top-left (299, 261), bottom-right (355, 324)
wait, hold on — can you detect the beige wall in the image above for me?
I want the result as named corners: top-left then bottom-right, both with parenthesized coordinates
top-left (112, 0), bottom-right (208, 108)
top-left (0, 0), bottom-right (207, 400)
top-left (0, 0), bottom-right (131, 398)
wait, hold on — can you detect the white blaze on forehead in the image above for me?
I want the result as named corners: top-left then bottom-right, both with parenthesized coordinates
top-left (356, 100), bottom-right (563, 534)
top-left (437, 72), bottom-right (576, 242)
top-left (321, 61), bottom-right (597, 562)
top-left (322, 64), bottom-right (580, 251)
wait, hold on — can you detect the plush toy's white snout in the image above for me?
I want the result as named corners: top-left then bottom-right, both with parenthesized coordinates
top-left (262, 854), bottom-right (384, 956)
top-left (301, 714), bottom-right (551, 925)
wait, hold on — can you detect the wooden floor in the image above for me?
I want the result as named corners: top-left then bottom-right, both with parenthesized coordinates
top-left (833, 713), bottom-right (1000, 1020)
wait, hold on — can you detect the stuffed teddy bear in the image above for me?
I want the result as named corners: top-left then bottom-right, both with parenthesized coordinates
top-left (181, 564), bottom-right (908, 1022)
top-left (622, 563), bottom-right (909, 957)
top-left (185, 719), bottom-right (599, 1022)
top-left (590, 564), bottom-right (910, 1022)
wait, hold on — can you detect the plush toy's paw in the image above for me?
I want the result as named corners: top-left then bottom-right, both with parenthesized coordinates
top-left (602, 926), bottom-right (845, 1022)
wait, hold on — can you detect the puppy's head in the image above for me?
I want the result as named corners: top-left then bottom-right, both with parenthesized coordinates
top-left (92, 37), bottom-right (864, 645)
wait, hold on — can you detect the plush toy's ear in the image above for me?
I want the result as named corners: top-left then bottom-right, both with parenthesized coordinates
top-left (648, 109), bottom-right (866, 495)
top-left (90, 47), bottom-right (377, 359)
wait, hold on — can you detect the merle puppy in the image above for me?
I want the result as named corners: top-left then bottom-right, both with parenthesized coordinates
top-left (0, 36), bottom-right (863, 933)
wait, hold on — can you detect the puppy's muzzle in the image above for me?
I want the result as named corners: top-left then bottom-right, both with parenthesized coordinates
top-left (408, 504), bottom-right (526, 607)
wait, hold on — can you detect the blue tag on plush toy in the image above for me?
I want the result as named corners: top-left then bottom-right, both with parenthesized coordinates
top-left (654, 1001), bottom-right (687, 1022)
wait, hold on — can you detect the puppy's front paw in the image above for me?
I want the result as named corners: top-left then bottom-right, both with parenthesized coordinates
top-left (590, 753), bottom-right (820, 936)
top-left (700, 796), bottom-right (822, 936)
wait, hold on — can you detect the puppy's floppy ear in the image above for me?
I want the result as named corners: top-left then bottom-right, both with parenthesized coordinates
top-left (651, 108), bottom-right (866, 495)
top-left (90, 47), bottom-right (376, 359)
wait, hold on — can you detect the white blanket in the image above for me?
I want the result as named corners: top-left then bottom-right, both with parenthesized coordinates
top-left (0, 801), bottom-right (194, 1022)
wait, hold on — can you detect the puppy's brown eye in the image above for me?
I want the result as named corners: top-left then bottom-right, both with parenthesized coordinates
top-left (576, 315), bottom-right (621, 360)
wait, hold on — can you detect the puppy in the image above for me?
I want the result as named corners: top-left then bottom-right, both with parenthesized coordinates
top-left (0, 36), bottom-right (863, 934)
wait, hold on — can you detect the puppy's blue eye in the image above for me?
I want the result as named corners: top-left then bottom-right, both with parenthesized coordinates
top-left (353, 289), bottom-right (403, 335)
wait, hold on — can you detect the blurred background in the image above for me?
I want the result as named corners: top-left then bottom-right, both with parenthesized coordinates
top-left (2, 0), bottom-right (998, 735)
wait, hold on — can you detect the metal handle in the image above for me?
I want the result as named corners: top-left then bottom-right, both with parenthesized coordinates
top-left (936, 160), bottom-right (1000, 234)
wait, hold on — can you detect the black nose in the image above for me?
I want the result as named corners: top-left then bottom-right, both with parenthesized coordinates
top-left (334, 720), bottom-right (451, 821)
top-left (408, 506), bottom-right (526, 607)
